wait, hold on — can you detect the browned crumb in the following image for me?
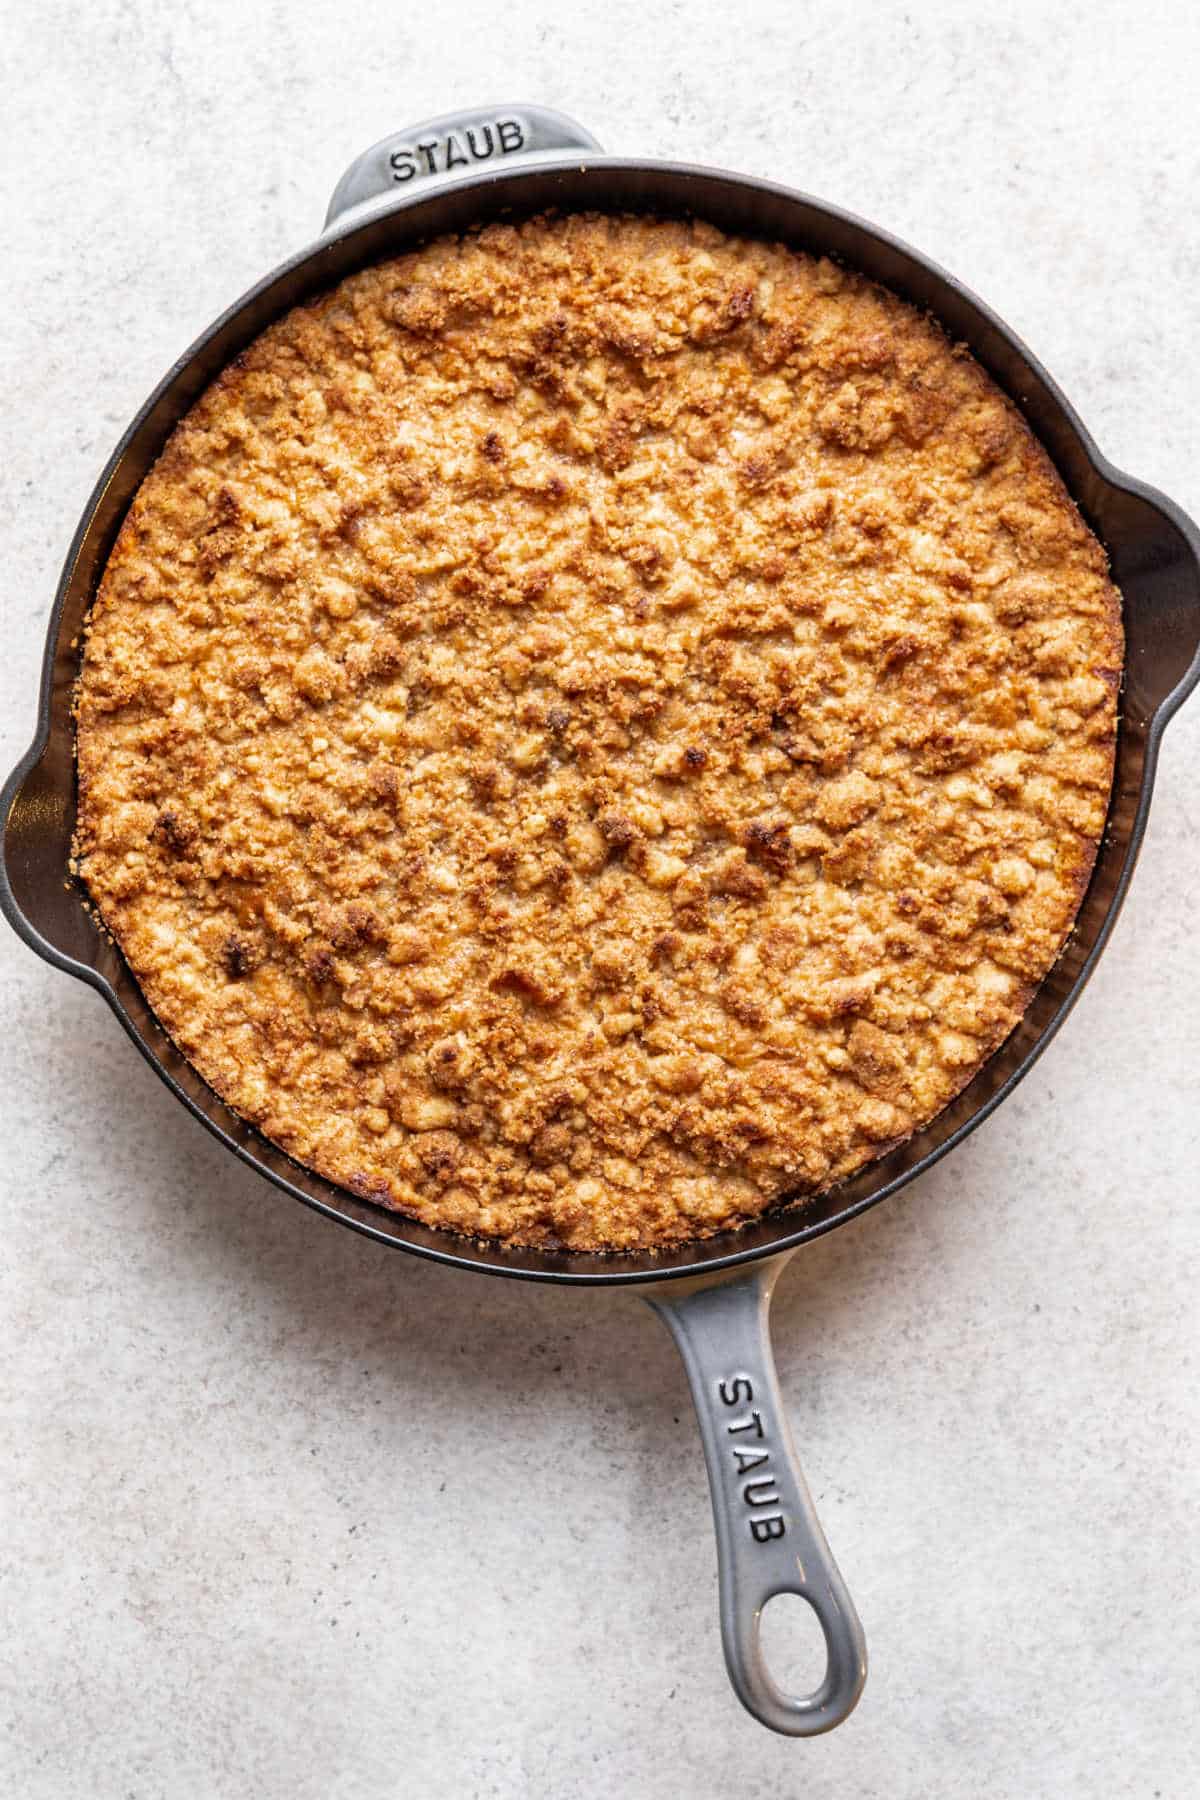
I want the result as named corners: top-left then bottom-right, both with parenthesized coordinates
top-left (74, 213), bottom-right (1122, 1250)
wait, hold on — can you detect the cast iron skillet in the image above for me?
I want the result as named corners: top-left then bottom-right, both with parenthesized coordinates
top-left (3, 105), bottom-right (1199, 1738)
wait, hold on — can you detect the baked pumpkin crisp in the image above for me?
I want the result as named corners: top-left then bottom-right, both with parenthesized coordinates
top-left (75, 214), bottom-right (1121, 1249)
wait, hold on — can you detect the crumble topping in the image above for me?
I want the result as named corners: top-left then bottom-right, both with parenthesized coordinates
top-left (74, 213), bottom-right (1121, 1249)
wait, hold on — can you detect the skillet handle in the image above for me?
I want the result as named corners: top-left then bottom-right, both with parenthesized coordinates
top-left (647, 1255), bottom-right (867, 1736)
top-left (324, 105), bottom-right (604, 228)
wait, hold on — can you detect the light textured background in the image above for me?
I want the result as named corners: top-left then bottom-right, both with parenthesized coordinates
top-left (2, 2), bottom-right (1197, 1795)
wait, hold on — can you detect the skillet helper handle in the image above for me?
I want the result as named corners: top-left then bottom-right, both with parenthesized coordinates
top-left (324, 104), bottom-right (604, 228)
top-left (648, 1256), bottom-right (867, 1736)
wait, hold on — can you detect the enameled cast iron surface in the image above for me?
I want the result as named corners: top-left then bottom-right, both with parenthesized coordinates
top-left (4, 155), bottom-right (1199, 1284)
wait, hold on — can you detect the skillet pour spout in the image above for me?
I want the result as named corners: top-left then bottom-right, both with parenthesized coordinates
top-left (2, 103), bottom-right (1199, 1737)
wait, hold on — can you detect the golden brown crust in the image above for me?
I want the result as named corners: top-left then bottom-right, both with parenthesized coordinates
top-left (74, 213), bottom-right (1122, 1250)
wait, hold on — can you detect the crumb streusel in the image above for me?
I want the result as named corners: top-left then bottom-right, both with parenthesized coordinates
top-left (74, 213), bottom-right (1121, 1249)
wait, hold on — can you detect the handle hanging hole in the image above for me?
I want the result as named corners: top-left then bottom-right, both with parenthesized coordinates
top-left (758, 1592), bottom-right (829, 1696)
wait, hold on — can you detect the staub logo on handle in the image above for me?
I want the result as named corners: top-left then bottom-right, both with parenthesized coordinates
top-left (718, 1376), bottom-right (786, 1542)
top-left (389, 118), bottom-right (526, 183)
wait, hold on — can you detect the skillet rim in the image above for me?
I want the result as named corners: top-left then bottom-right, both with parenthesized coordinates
top-left (3, 152), bottom-right (1198, 1285)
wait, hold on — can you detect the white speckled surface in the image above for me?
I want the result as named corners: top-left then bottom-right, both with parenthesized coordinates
top-left (2, 3), bottom-right (1197, 1794)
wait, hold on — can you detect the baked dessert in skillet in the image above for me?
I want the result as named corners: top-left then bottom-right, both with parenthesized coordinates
top-left (74, 214), bottom-right (1122, 1250)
